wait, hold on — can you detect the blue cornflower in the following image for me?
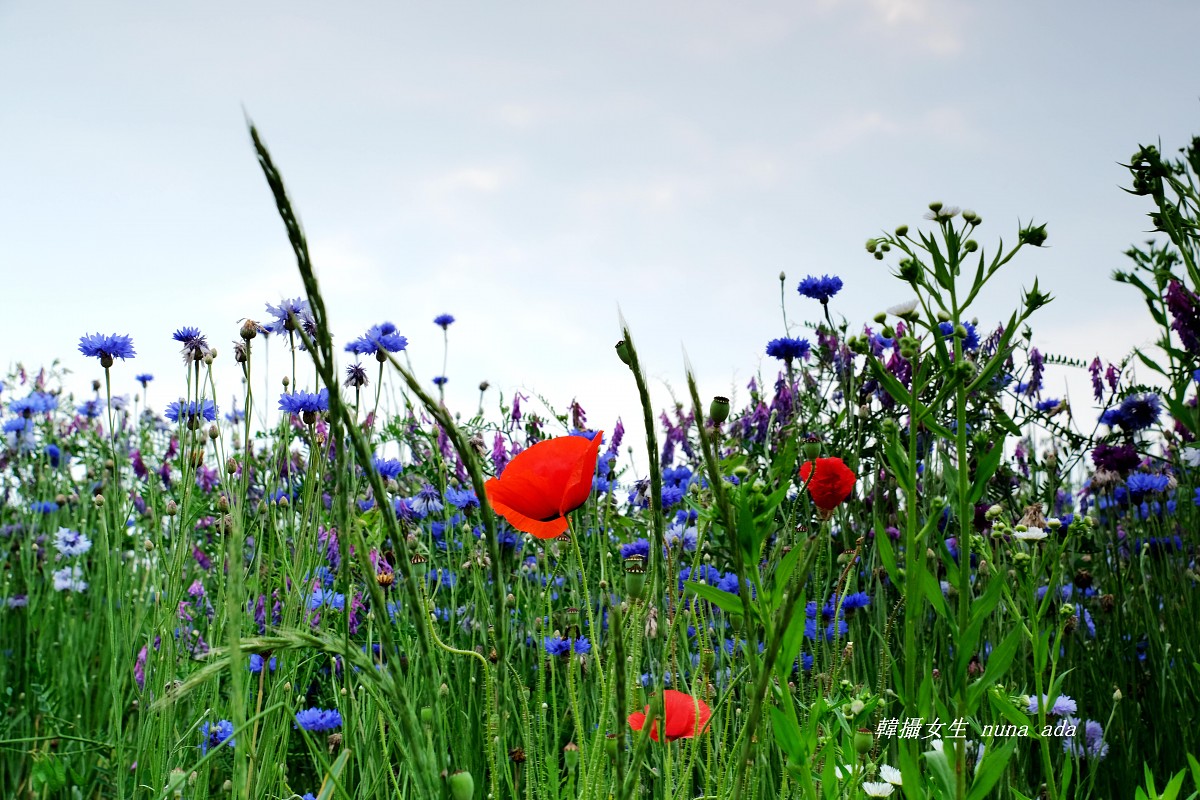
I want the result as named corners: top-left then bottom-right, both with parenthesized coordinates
top-left (445, 487), bottom-right (478, 509)
top-left (840, 592), bottom-right (871, 611)
top-left (45, 444), bottom-right (62, 467)
top-left (278, 389), bottom-right (329, 417)
top-left (372, 456), bottom-right (403, 480)
top-left (294, 707), bottom-right (342, 731)
top-left (173, 327), bottom-right (211, 363)
top-left (797, 275), bottom-right (843, 303)
top-left (574, 637), bottom-right (591, 655)
top-left (53, 527), bottom-right (92, 557)
top-left (165, 399), bottom-right (218, 425)
top-left (434, 314), bottom-right (456, 329)
top-left (620, 539), bottom-right (650, 560)
top-left (1027, 693), bottom-right (1076, 718)
top-left (543, 635), bottom-right (571, 656)
top-left (716, 572), bottom-right (739, 594)
top-left (135, 374), bottom-right (154, 387)
top-left (266, 298), bottom-right (311, 333)
top-left (1099, 408), bottom-right (1126, 428)
top-left (664, 521), bottom-right (698, 552)
top-left (1126, 473), bottom-right (1170, 496)
top-left (76, 399), bottom-right (103, 418)
top-left (345, 322), bottom-right (408, 358)
top-left (78, 333), bottom-right (136, 365)
top-left (432, 376), bottom-right (449, 387)
top-left (31, 501), bottom-right (59, 514)
top-left (1117, 393), bottom-right (1162, 432)
top-left (200, 719), bottom-right (235, 755)
top-left (766, 337), bottom-right (812, 363)
top-left (937, 321), bottom-right (980, 351)
top-left (411, 484), bottom-right (443, 516)
top-left (248, 654), bottom-right (277, 673)
top-left (1035, 398), bottom-right (1062, 413)
top-left (15, 391), bottom-right (57, 415)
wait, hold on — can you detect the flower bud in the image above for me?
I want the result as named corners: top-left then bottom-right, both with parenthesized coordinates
top-left (615, 340), bottom-right (632, 366)
top-left (854, 728), bottom-right (874, 754)
top-left (895, 224), bottom-right (909, 237)
top-left (563, 741), bottom-right (579, 769)
top-left (605, 733), bottom-right (618, 760)
top-left (709, 396), bottom-right (730, 424)
top-left (447, 770), bottom-right (474, 800)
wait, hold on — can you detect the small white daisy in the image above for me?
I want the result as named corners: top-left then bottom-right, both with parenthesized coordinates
top-left (1013, 527), bottom-right (1048, 541)
top-left (863, 781), bottom-right (895, 797)
top-left (880, 764), bottom-right (903, 785)
top-left (887, 299), bottom-right (919, 317)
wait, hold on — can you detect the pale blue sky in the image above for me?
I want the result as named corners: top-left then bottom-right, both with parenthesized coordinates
top-left (2, 1), bottom-right (1198, 451)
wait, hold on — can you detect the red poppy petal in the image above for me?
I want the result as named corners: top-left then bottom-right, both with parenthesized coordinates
top-left (627, 710), bottom-right (660, 741)
top-left (557, 430), bottom-right (603, 516)
top-left (799, 457), bottom-right (856, 511)
top-left (485, 471), bottom-right (561, 524)
top-left (662, 690), bottom-right (710, 740)
top-left (488, 493), bottom-right (569, 539)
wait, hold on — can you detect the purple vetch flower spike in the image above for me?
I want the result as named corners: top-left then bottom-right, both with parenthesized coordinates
top-left (1105, 362), bottom-right (1120, 393)
top-left (1089, 357), bottom-right (1104, 402)
top-left (1025, 348), bottom-right (1044, 397)
top-left (1167, 280), bottom-right (1200, 354)
top-left (491, 433), bottom-right (509, 475)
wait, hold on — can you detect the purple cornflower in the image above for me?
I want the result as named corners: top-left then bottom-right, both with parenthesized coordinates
top-left (411, 484), bottom-right (443, 516)
top-left (295, 707), bottom-right (342, 732)
top-left (76, 398), bottom-right (103, 418)
top-left (248, 654), bottom-right (277, 673)
top-left (345, 363), bottom-right (369, 388)
top-left (766, 337), bottom-right (812, 363)
top-left (433, 314), bottom-right (455, 329)
top-left (78, 333), bottom-right (136, 366)
top-left (345, 322), bottom-right (407, 359)
top-left (1092, 442), bottom-right (1140, 475)
top-left (1118, 393), bottom-right (1161, 432)
top-left (620, 539), bottom-right (650, 560)
top-left (1125, 472), bottom-right (1170, 496)
top-left (796, 275), bottom-right (843, 303)
top-left (135, 373), bottom-right (154, 387)
top-left (1088, 358), bottom-right (1104, 402)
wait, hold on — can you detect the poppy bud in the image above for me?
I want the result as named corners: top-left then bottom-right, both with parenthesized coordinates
top-left (709, 396), bottom-right (730, 424)
top-left (447, 770), bottom-right (474, 800)
top-left (563, 741), bottom-right (579, 769)
top-left (615, 340), bottom-right (632, 366)
top-left (605, 733), bottom-right (618, 760)
top-left (854, 729), bottom-right (873, 754)
top-left (624, 557), bottom-right (646, 601)
top-left (802, 436), bottom-right (822, 460)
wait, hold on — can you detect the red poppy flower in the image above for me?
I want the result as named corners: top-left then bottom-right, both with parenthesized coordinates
top-left (798, 457), bottom-right (856, 512)
top-left (627, 690), bottom-right (712, 742)
top-left (484, 431), bottom-right (603, 539)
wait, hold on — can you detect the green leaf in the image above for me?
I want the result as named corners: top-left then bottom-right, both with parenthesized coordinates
top-left (969, 437), bottom-right (1007, 505)
top-left (684, 581), bottom-right (745, 618)
top-left (317, 749), bottom-right (352, 800)
top-left (967, 736), bottom-right (1018, 800)
top-left (769, 704), bottom-right (804, 761)
top-left (968, 628), bottom-right (1023, 707)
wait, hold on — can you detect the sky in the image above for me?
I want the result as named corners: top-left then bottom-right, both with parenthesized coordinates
top-left (2, 1), bottom-right (1199, 465)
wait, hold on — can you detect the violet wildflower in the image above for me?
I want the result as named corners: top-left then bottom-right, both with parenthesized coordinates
top-left (432, 376), bottom-right (448, 387)
top-left (1062, 717), bottom-right (1108, 760)
top-left (434, 314), bottom-right (456, 329)
top-left (76, 398), bottom-right (103, 418)
top-left (1166, 280), bottom-right (1200, 354)
top-left (1088, 358), bottom-right (1104, 402)
top-left (1117, 393), bottom-right (1161, 432)
top-left (135, 373), bottom-right (154, 388)
top-left (411, 484), bottom-right (443, 516)
top-left (797, 275), bottom-right (844, 304)
top-left (1025, 348), bottom-right (1044, 397)
top-left (78, 333), bottom-right (136, 367)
